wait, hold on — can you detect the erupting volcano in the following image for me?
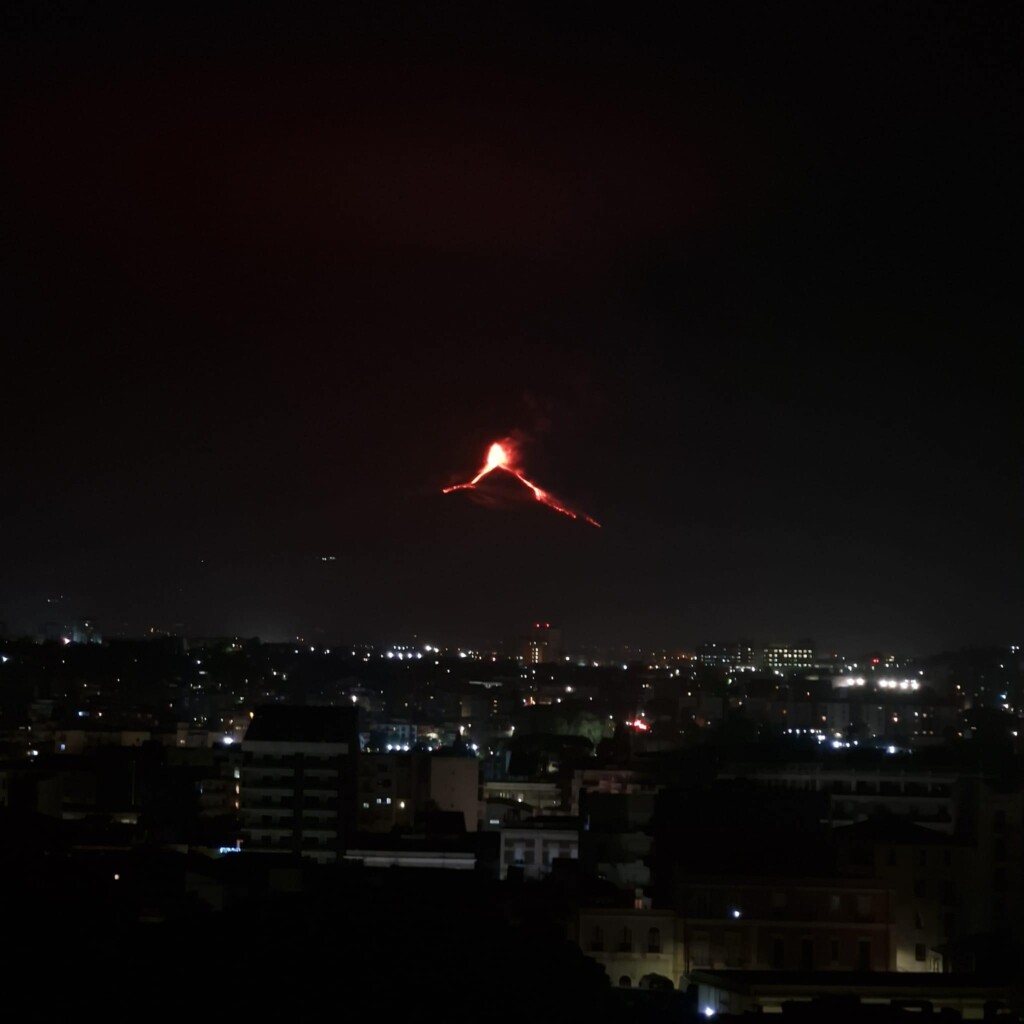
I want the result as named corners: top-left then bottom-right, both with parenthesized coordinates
top-left (443, 440), bottom-right (600, 528)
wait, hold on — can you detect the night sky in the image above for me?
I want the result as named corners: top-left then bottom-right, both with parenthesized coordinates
top-left (3, 5), bottom-right (1020, 652)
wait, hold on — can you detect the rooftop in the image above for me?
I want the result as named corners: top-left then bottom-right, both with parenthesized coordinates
top-left (244, 705), bottom-right (358, 744)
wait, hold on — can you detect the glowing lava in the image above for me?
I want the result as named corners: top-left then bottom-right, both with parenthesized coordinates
top-left (479, 441), bottom-right (511, 478)
top-left (444, 439), bottom-right (600, 527)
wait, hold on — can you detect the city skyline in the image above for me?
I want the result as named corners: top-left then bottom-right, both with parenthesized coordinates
top-left (2, 606), bottom-right (1018, 665)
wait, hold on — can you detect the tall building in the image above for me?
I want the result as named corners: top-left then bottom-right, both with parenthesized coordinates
top-left (240, 705), bottom-right (359, 863)
top-left (358, 752), bottom-right (479, 832)
top-left (761, 642), bottom-right (815, 671)
top-left (697, 641), bottom-right (756, 670)
top-left (520, 622), bottom-right (562, 664)
top-left (834, 818), bottom-right (955, 973)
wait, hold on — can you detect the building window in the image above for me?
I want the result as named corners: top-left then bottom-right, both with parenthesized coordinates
top-left (915, 912), bottom-right (924, 930)
top-left (915, 943), bottom-right (926, 962)
top-left (647, 928), bottom-right (661, 954)
top-left (619, 976), bottom-right (631, 988)
top-left (590, 926), bottom-right (604, 952)
top-left (724, 930), bottom-right (741, 966)
top-left (856, 895), bottom-right (872, 916)
top-left (800, 938), bottom-right (814, 971)
top-left (771, 936), bottom-right (785, 969)
top-left (830, 939), bottom-right (840, 964)
top-left (691, 931), bottom-right (711, 968)
top-left (913, 879), bottom-right (926, 898)
top-left (771, 891), bottom-right (786, 910)
top-left (829, 894), bottom-right (841, 912)
top-left (619, 927), bottom-right (633, 953)
top-left (858, 940), bottom-right (871, 971)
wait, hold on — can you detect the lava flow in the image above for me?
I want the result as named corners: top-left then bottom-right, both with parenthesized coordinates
top-left (443, 440), bottom-right (601, 528)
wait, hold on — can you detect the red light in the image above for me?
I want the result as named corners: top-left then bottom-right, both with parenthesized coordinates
top-left (871, 658), bottom-right (880, 664)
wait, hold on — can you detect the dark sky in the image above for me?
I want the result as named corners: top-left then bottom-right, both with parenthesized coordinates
top-left (2, 4), bottom-right (1021, 653)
